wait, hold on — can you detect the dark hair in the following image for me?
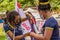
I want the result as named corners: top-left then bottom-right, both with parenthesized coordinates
top-left (39, 0), bottom-right (48, 2)
top-left (7, 11), bottom-right (19, 23)
top-left (6, 10), bottom-right (10, 14)
top-left (38, 0), bottom-right (51, 11)
top-left (4, 10), bottom-right (10, 24)
top-left (4, 18), bottom-right (7, 24)
top-left (38, 4), bottom-right (51, 11)
top-left (6, 10), bottom-right (10, 20)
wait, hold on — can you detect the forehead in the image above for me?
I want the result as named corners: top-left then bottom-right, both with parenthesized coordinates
top-left (39, 10), bottom-right (49, 13)
top-left (39, 10), bottom-right (46, 14)
top-left (15, 15), bottom-right (20, 18)
top-left (39, 10), bottom-right (46, 12)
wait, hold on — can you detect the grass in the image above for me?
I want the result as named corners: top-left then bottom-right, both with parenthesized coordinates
top-left (0, 27), bottom-right (7, 40)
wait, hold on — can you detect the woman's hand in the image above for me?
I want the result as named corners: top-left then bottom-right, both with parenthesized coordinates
top-left (30, 32), bottom-right (36, 36)
top-left (30, 32), bottom-right (40, 40)
top-left (24, 32), bottom-right (30, 36)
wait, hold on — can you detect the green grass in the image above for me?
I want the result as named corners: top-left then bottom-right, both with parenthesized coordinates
top-left (0, 27), bottom-right (7, 40)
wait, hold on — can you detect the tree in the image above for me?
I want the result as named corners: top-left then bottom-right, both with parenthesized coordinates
top-left (18, 0), bottom-right (35, 9)
top-left (49, 0), bottom-right (60, 10)
top-left (0, 0), bottom-right (35, 12)
top-left (0, 0), bottom-right (60, 12)
top-left (0, 0), bottom-right (14, 12)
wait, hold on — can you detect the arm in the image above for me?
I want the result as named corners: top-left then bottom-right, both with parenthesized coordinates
top-left (20, 12), bottom-right (33, 22)
top-left (7, 30), bottom-right (30, 40)
top-left (30, 27), bottom-right (54, 40)
top-left (20, 18), bottom-right (27, 22)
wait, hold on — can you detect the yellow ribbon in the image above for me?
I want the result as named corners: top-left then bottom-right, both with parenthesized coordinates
top-left (6, 30), bottom-right (11, 33)
top-left (40, 2), bottom-right (49, 5)
top-left (45, 27), bottom-right (54, 30)
top-left (8, 22), bottom-right (14, 29)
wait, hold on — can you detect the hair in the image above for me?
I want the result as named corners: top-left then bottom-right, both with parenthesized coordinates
top-left (38, 4), bottom-right (51, 11)
top-left (38, 0), bottom-right (51, 11)
top-left (7, 11), bottom-right (19, 23)
top-left (39, 0), bottom-right (48, 2)
top-left (4, 10), bottom-right (10, 24)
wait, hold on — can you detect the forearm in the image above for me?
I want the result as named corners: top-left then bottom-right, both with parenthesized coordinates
top-left (7, 31), bottom-right (27, 40)
top-left (8, 33), bottom-right (26, 40)
top-left (15, 34), bottom-right (26, 40)
top-left (15, 32), bottom-right (30, 40)
top-left (30, 33), bottom-right (40, 39)
top-left (21, 18), bottom-right (27, 22)
top-left (30, 33), bottom-right (45, 40)
top-left (31, 34), bottom-right (49, 40)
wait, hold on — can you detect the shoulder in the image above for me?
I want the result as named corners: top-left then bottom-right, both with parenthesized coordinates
top-left (4, 24), bottom-right (9, 28)
top-left (4, 24), bottom-right (10, 32)
top-left (46, 17), bottom-right (57, 24)
top-left (45, 17), bottom-right (58, 28)
top-left (4, 24), bottom-right (8, 27)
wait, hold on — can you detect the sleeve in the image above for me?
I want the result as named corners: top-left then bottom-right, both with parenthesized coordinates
top-left (4, 24), bottom-right (10, 33)
top-left (45, 20), bottom-right (57, 30)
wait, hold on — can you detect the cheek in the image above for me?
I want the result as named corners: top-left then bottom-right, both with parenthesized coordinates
top-left (15, 18), bottom-right (19, 23)
top-left (15, 16), bottom-right (20, 20)
top-left (16, 16), bottom-right (20, 20)
top-left (16, 19), bottom-right (19, 22)
top-left (39, 11), bottom-right (43, 15)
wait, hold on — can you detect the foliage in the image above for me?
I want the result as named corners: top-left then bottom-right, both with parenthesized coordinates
top-left (50, 0), bottom-right (60, 10)
top-left (0, 0), bottom-right (60, 12)
top-left (0, 0), bottom-right (14, 12)
top-left (0, 27), bottom-right (6, 40)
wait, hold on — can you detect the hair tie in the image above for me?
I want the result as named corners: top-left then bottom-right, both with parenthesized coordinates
top-left (40, 2), bottom-right (49, 5)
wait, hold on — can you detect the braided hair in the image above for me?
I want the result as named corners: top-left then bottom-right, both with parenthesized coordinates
top-left (38, 0), bottom-right (51, 11)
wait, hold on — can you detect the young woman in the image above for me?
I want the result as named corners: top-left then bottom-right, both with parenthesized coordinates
top-left (4, 11), bottom-right (30, 40)
top-left (30, 0), bottom-right (59, 40)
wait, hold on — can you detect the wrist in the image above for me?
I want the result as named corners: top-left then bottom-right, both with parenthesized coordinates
top-left (30, 32), bottom-right (35, 37)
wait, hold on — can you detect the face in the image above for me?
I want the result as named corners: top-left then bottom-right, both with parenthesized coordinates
top-left (14, 15), bottom-right (20, 24)
top-left (39, 10), bottom-right (48, 19)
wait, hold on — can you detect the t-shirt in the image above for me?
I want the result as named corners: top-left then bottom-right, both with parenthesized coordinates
top-left (42, 17), bottom-right (59, 40)
top-left (4, 24), bottom-right (25, 40)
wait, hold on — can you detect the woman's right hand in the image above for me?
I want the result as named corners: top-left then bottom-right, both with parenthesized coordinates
top-left (30, 32), bottom-right (36, 36)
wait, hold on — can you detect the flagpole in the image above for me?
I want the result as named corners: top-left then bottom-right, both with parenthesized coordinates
top-left (15, 0), bottom-right (17, 11)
